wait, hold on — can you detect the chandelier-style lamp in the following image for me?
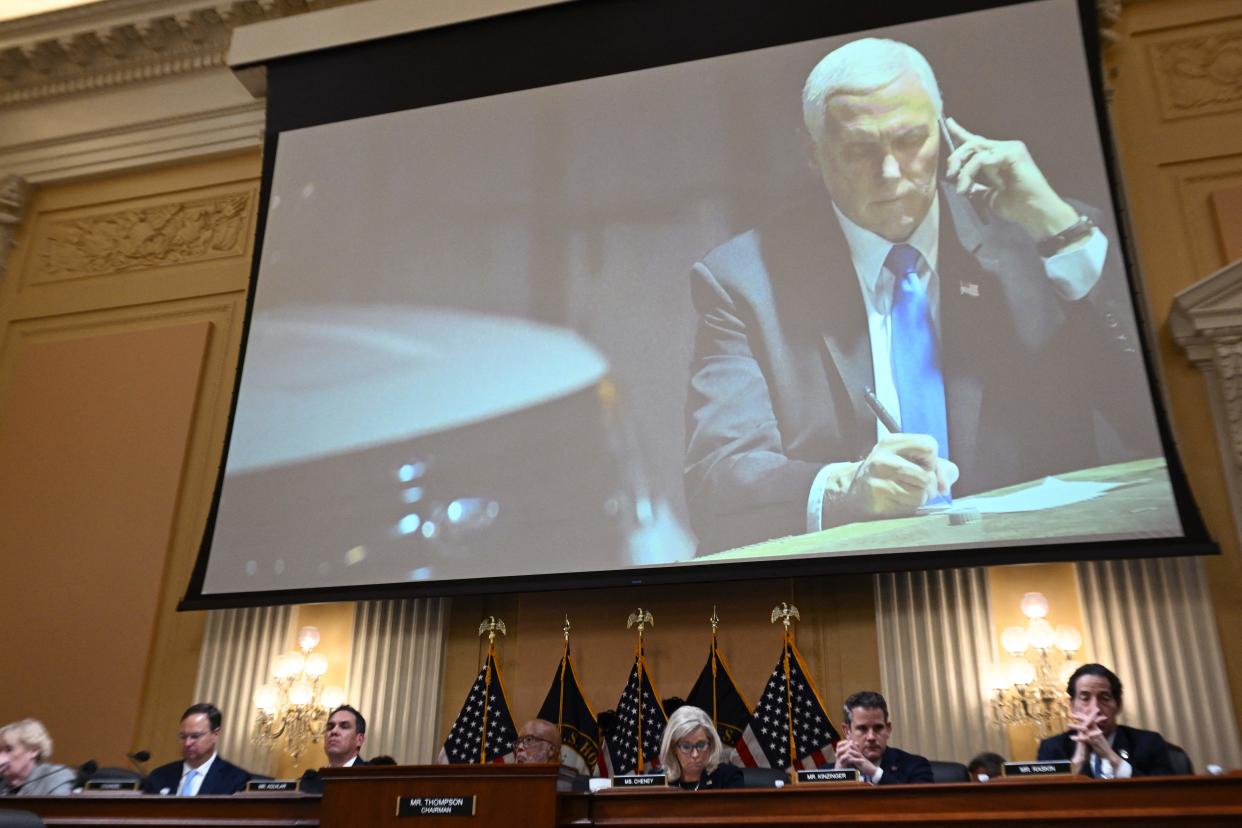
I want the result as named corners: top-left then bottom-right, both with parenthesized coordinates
top-left (252, 626), bottom-right (347, 761)
top-left (988, 592), bottom-right (1083, 736)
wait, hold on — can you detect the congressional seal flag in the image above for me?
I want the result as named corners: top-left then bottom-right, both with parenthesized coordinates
top-left (736, 603), bottom-right (840, 770)
top-left (685, 607), bottom-right (751, 751)
top-left (436, 616), bottom-right (519, 764)
top-left (537, 616), bottom-right (606, 776)
top-left (604, 608), bottom-right (667, 775)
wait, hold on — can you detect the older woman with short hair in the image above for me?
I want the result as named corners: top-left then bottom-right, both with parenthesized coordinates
top-left (0, 719), bottom-right (77, 796)
top-left (658, 705), bottom-right (743, 790)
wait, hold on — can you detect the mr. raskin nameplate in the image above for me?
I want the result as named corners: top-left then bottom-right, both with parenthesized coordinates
top-left (397, 796), bottom-right (476, 817)
top-left (798, 768), bottom-right (861, 783)
top-left (83, 779), bottom-right (140, 792)
top-left (614, 773), bottom-right (666, 787)
top-left (1003, 760), bottom-right (1072, 777)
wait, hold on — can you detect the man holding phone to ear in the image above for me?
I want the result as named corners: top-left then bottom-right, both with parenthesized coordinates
top-left (684, 37), bottom-right (1148, 554)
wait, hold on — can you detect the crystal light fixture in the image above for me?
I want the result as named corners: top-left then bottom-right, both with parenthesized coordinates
top-left (988, 592), bottom-right (1082, 736)
top-left (252, 626), bottom-right (346, 762)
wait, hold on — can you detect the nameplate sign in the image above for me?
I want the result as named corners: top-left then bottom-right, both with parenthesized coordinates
top-left (397, 796), bottom-right (476, 817)
top-left (613, 773), bottom-right (666, 787)
top-left (245, 779), bottom-right (301, 793)
top-left (1003, 760), bottom-right (1072, 777)
top-left (798, 769), bottom-right (861, 783)
top-left (83, 779), bottom-right (139, 792)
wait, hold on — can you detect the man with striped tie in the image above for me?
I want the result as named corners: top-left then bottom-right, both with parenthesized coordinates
top-left (684, 37), bottom-right (1146, 554)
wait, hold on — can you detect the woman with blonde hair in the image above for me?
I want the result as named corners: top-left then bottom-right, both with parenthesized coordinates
top-left (0, 719), bottom-right (76, 796)
top-left (658, 705), bottom-right (743, 790)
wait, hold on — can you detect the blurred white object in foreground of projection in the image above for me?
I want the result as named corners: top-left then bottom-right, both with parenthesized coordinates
top-left (206, 305), bottom-right (682, 593)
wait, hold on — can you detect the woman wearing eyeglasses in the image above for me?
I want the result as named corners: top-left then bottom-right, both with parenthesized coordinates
top-left (658, 705), bottom-right (743, 790)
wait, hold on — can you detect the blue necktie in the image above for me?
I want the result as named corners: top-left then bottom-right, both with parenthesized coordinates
top-left (887, 244), bottom-right (950, 497)
top-left (178, 769), bottom-right (197, 796)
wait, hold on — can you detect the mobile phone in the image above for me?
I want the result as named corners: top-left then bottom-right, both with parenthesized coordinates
top-left (940, 114), bottom-right (991, 224)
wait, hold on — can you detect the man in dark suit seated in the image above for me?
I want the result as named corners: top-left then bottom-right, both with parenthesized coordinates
top-left (1036, 663), bottom-right (1174, 777)
top-left (683, 37), bottom-right (1151, 554)
top-left (300, 704), bottom-right (370, 794)
top-left (831, 691), bottom-right (932, 784)
top-left (322, 705), bottom-right (368, 769)
top-left (141, 703), bottom-right (252, 795)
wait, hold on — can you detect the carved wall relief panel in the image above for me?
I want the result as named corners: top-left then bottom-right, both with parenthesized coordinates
top-left (1150, 27), bottom-right (1242, 119)
top-left (30, 190), bottom-right (252, 283)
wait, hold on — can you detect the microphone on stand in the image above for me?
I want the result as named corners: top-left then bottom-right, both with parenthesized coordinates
top-left (74, 759), bottom-right (100, 790)
top-left (127, 750), bottom-right (151, 776)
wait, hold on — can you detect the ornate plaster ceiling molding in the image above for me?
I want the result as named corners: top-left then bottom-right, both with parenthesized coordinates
top-left (0, 0), bottom-right (364, 108)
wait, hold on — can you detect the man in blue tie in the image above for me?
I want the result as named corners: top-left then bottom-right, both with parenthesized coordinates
top-left (684, 37), bottom-right (1149, 553)
top-left (141, 704), bottom-right (253, 796)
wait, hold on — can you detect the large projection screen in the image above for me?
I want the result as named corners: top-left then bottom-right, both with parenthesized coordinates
top-left (186, 0), bottom-right (1212, 606)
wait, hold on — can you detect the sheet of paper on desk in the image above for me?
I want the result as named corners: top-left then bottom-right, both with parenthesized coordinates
top-left (960, 477), bottom-right (1129, 514)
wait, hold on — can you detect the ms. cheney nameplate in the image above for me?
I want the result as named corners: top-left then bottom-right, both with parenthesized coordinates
top-left (397, 796), bottom-right (476, 817)
top-left (614, 773), bottom-right (666, 787)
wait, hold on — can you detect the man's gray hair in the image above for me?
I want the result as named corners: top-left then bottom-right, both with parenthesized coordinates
top-left (802, 38), bottom-right (943, 142)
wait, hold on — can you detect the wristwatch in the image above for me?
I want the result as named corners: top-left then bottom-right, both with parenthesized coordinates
top-left (1036, 214), bottom-right (1096, 258)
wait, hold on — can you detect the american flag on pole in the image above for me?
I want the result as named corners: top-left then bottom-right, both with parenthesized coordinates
top-left (603, 653), bottom-right (667, 775)
top-left (735, 637), bottom-right (839, 770)
top-left (435, 651), bottom-right (518, 764)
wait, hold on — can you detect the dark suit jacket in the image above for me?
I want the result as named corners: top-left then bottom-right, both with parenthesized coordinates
top-left (298, 757), bottom-right (370, 794)
top-left (672, 762), bottom-right (744, 790)
top-left (874, 746), bottom-right (934, 785)
top-left (141, 757), bottom-right (252, 795)
top-left (1036, 724), bottom-right (1174, 777)
top-left (684, 186), bottom-right (1148, 553)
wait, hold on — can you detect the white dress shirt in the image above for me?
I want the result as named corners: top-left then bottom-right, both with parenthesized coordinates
top-left (178, 753), bottom-right (217, 796)
top-left (806, 194), bottom-right (1108, 530)
top-left (1093, 732), bottom-right (1133, 779)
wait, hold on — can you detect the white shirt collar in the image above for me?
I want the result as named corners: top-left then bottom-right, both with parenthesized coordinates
top-left (832, 194), bottom-right (941, 315)
top-left (183, 752), bottom-right (216, 783)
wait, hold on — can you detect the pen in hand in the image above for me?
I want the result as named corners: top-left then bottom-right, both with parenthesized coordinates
top-left (862, 385), bottom-right (957, 508)
top-left (863, 385), bottom-right (901, 434)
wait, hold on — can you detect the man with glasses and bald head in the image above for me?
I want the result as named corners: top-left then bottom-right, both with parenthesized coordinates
top-left (513, 719), bottom-right (560, 764)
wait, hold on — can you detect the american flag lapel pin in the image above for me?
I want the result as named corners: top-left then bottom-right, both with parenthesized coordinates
top-left (959, 281), bottom-right (980, 297)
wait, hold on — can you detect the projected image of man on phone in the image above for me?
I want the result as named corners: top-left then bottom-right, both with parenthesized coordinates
top-left (684, 37), bottom-right (1152, 554)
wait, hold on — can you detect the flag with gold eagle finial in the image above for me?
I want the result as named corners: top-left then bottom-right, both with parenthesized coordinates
top-left (735, 638), bottom-right (839, 769)
top-left (603, 652), bottom-right (666, 775)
